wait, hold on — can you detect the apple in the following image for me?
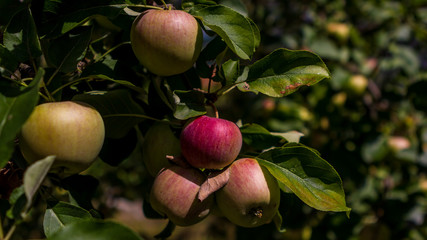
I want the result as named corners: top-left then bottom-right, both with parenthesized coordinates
top-left (346, 74), bottom-right (368, 95)
top-left (149, 164), bottom-right (213, 226)
top-left (19, 101), bottom-right (105, 177)
top-left (180, 115), bottom-right (242, 169)
top-left (215, 158), bottom-right (280, 228)
top-left (142, 122), bottom-right (181, 176)
top-left (130, 9), bottom-right (203, 76)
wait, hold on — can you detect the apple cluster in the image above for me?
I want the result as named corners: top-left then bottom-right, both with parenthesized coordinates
top-left (144, 115), bottom-right (281, 228)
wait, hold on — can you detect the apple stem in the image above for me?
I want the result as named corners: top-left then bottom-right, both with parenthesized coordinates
top-left (207, 102), bottom-right (219, 118)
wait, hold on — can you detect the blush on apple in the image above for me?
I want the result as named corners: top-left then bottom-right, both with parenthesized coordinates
top-left (215, 158), bottom-right (280, 228)
top-left (149, 164), bottom-right (213, 226)
top-left (130, 9), bottom-right (203, 76)
top-left (180, 115), bottom-right (242, 169)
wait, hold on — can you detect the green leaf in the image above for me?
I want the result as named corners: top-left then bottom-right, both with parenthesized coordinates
top-left (72, 89), bottom-right (147, 139)
top-left (218, 0), bottom-right (248, 17)
top-left (172, 90), bottom-right (207, 120)
top-left (191, 5), bottom-right (257, 60)
top-left (44, 201), bottom-right (93, 238)
top-left (0, 0), bottom-right (29, 26)
top-left (45, 27), bottom-right (93, 74)
top-left (23, 156), bottom-right (55, 210)
top-left (41, 5), bottom-right (127, 38)
top-left (4, 7), bottom-right (42, 63)
top-left (48, 219), bottom-right (144, 240)
top-left (239, 49), bottom-right (331, 97)
top-left (60, 174), bottom-right (100, 210)
top-left (0, 68), bottom-right (44, 168)
top-left (196, 36), bottom-right (227, 78)
top-left (6, 186), bottom-right (26, 220)
top-left (181, 0), bottom-right (217, 11)
top-left (0, 45), bottom-right (19, 75)
top-left (240, 123), bottom-right (284, 151)
top-left (220, 59), bottom-right (239, 86)
top-left (257, 144), bottom-right (350, 213)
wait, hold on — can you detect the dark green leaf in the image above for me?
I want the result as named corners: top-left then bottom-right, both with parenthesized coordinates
top-left (24, 156), bottom-right (55, 210)
top-left (48, 219), bottom-right (144, 240)
top-left (257, 144), bottom-right (350, 213)
top-left (4, 7), bottom-right (42, 63)
top-left (0, 0), bottom-right (29, 25)
top-left (6, 186), bottom-right (26, 220)
top-left (45, 27), bottom-right (92, 74)
top-left (0, 45), bottom-right (19, 74)
top-left (196, 36), bottom-right (227, 78)
top-left (238, 49), bottom-right (330, 97)
top-left (72, 89), bottom-right (147, 139)
top-left (172, 90), bottom-right (207, 120)
top-left (44, 201), bottom-right (93, 238)
top-left (191, 5), bottom-right (257, 60)
top-left (0, 68), bottom-right (44, 168)
top-left (240, 123), bottom-right (284, 150)
top-left (41, 5), bottom-right (126, 38)
top-left (181, 0), bottom-right (217, 11)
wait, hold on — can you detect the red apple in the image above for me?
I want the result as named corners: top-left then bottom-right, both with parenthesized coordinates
top-left (180, 115), bottom-right (242, 169)
top-left (130, 9), bottom-right (203, 76)
top-left (215, 158), bottom-right (280, 228)
top-left (19, 101), bottom-right (105, 177)
top-left (150, 165), bottom-right (213, 226)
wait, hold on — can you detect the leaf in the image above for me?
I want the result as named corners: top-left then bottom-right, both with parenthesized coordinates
top-left (218, 0), bottom-right (248, 17)
top-left (5, 186), bottom-right (26, 220)
top-left (271, 131), bottom-right (304, 143)
top-left (172, 90), bottom-right (207, 120)
top-left (238, 49), bottom-right (331, 97)
top-left (191, 5), bottom-right (257, 60)
top-left (273, 211), bottom-right (286, 233)
top-left (43, 201), bottom-right (93, 238)
top-left (198, 168), bottom-right (230, 201)
top-left (0, 0), bottom-right (29, 26)
top-left (48, 219), bottom-right (144, 240)
top-left (220, 59), bottom-right (239, 86)
top-left (195, 36), bottom-right (227, 78)
top-left (41, 5), bottom-right (127, 38)
top-left (72, 89), bottom-right (147, 139)
top-left (23, 156), bottom-right (55, 210)
top-left (3, 7), bottom-right (42, 63)
top-left (0, 68), bottom-right (44, 168)
top-left (0, 45), bottom-right (19, 74)
top-left (240, 123), bottom-right (284, 151)
top-left (257, 144), bottom-right (350, 213)
top-left (45, 27), bottom-right (93, 74)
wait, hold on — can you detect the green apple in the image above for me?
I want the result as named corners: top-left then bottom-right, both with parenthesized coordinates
top-left (19, 101), bottom-right (105, 177)
top-left (130, 9), bottom-right (203, 76)
top-left (142, 122), bottom-right (181, 177)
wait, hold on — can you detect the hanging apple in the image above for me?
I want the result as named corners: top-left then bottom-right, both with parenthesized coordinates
top-left (180, 115), bottom-right (242, 169)
top-left (149, 164), bottom-right (213, 226)
top-left (19, 101), bottom-right (105, 177)
top-left (215, 158), bottom-right (280, 228)
top-left (130, 9), bottom-right (203, 76)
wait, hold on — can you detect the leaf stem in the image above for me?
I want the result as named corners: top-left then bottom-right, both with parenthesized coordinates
top-left (94, 41), bottom-right (130, 63)
top-left (3, 224), bottom-right (16, 240)
top-left (51, 77), bottom-right (92, 96)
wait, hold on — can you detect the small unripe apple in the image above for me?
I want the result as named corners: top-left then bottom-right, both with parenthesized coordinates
top-left (130, 9), bottom-right (203, 76)
top-left (216, 158), bottom-right (280, 228)
top-left (346, 74), bottom-right (368, 95)
top-left (142, 122), bottom-right (181, 176)
top-left (19, 101), bottom-right (105, 177)
top-left (150, 165), bottom-right (213, 226)
top-left (180, 115), bottom-right (242, 169)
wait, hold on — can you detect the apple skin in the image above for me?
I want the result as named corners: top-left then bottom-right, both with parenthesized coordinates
top-left (19, 101), bottom-right (105, 177)
top-left (215, 158), bottom-right (280, 228)
top-left (180, 115), bottom-right (242, 169)
top-left (142, 122), bottom-right (181, 176)
top-left (130, 9), bottom-right (203, 76)
top-left (150, 165), bottom-right (213, 226)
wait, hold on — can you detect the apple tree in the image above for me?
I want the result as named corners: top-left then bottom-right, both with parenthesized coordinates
top-left (0, 0), bottom-right (350, 239)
